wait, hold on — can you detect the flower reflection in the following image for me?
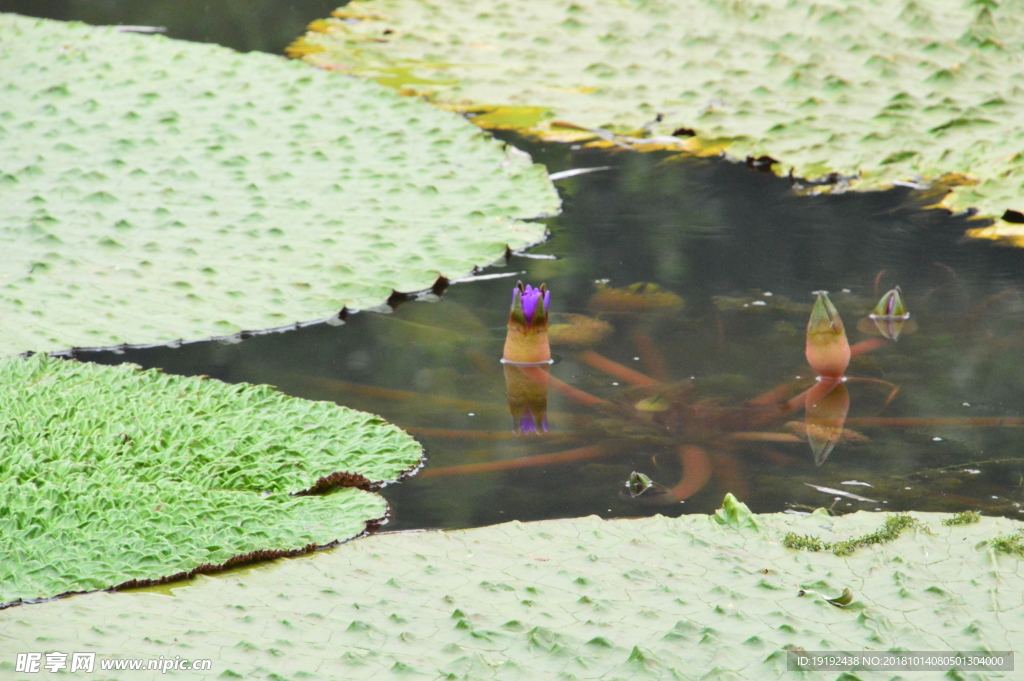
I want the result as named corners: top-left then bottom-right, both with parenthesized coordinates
top-left (804, 378), bottom-right (850, 466)
top-left (503, 363), bottom-right (548, 436)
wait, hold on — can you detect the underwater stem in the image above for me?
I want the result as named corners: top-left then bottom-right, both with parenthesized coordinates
top-left (576, 350), bottom-right (659, 387)
top-left (417, 445), bottom-right (611, 478)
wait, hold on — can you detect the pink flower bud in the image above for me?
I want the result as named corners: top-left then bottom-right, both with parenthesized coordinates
top-left (805, 291), bottom-right (850, 378)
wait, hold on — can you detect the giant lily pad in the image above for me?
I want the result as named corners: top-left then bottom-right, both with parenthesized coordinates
top-left (293, 0), bottom-right (1024, 234)
top-left (3, 496), bottom-right (1020, 677)
top-left (0, 353), bottom-right (423, 605)
top-left (0, 14), bottom-right (559, 356)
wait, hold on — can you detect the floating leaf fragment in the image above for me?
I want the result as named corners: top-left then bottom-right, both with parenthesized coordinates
top-left (826, 588), bottom-right (855, 607)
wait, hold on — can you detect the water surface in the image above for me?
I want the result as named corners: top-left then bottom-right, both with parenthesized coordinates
top-left (0, 0), bottom-right (338, 54)
top-left (85, 141), bottom-right (1024, 530)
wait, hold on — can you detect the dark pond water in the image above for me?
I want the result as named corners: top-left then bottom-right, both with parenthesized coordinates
top-left (0, 0), bottom-right (338, 54)
top-left (75, 137), bottom-right (1024, 530)
top-left (19, 2), bottom-right (1024, 531)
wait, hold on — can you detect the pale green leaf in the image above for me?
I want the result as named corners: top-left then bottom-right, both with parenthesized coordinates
top-left (0, 14), bottom-right (560, 356)
top-left (4, 497), bottom-right (1021, 678)
top-left (295, 0), bottom-right (1024, 233)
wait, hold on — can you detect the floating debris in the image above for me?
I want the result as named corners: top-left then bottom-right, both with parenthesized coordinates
top-left (625, 471), bottom-right (654, 498)
top-left (826, 588), bottom-right (855, 607)
top-left (804, 483), bottom-right (878, 503)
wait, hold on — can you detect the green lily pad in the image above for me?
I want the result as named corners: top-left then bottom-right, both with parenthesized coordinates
top-left (0, 354), bottom-right (423, 605)
top-left (293, 0), bottom-right (1024, 232)
top-left (0, 14), bottom-right (559, 356)
top-left (4, 495), bottom-right (1020, 678)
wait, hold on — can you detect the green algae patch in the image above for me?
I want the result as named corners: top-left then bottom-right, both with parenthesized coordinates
top-left (784, 512), bottom-right (923, 556)
top-left (0, 354), bottom-right (423, 605)
top-left (0, 14), bottom-right (559, 356)
top-left (295, 0), bottom-right (1024, 230)
top-left (4, 498), bottom-right (1022, 678)
top-left (987, 531), bottom-right (1024, 558)
top-left (944, 510), bottom-right (982, 526)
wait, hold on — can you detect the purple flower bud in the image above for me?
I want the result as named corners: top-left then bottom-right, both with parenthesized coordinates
top-left (504, 281), bottom-right (552, 364)
top-left (518, 284), bottom-right (549, 326)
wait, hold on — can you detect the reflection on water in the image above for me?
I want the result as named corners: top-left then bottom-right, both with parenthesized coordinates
top-left (86, 142), bottom-right (1024, 530)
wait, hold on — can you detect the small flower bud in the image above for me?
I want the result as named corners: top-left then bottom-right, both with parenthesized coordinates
top-left (503, 281), bottom-right (552, 364)
top-left (806, 291), bottom-right (850, 378)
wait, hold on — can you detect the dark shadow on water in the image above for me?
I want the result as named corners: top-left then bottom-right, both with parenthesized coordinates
top-left (0, 0), bottom-right (341, 54)
top-left (83, 139), bottom-right (1024, 531)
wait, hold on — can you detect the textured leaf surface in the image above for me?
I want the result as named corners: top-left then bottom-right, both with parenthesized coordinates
top-left (0, 354), bottom-right (423, 604)
top-left (295, 0), bottom-right (1024, 231)
top-left (4, 497), bottom-right (1021, 678)
top-left (0, 14), bottom-right (559, 356)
